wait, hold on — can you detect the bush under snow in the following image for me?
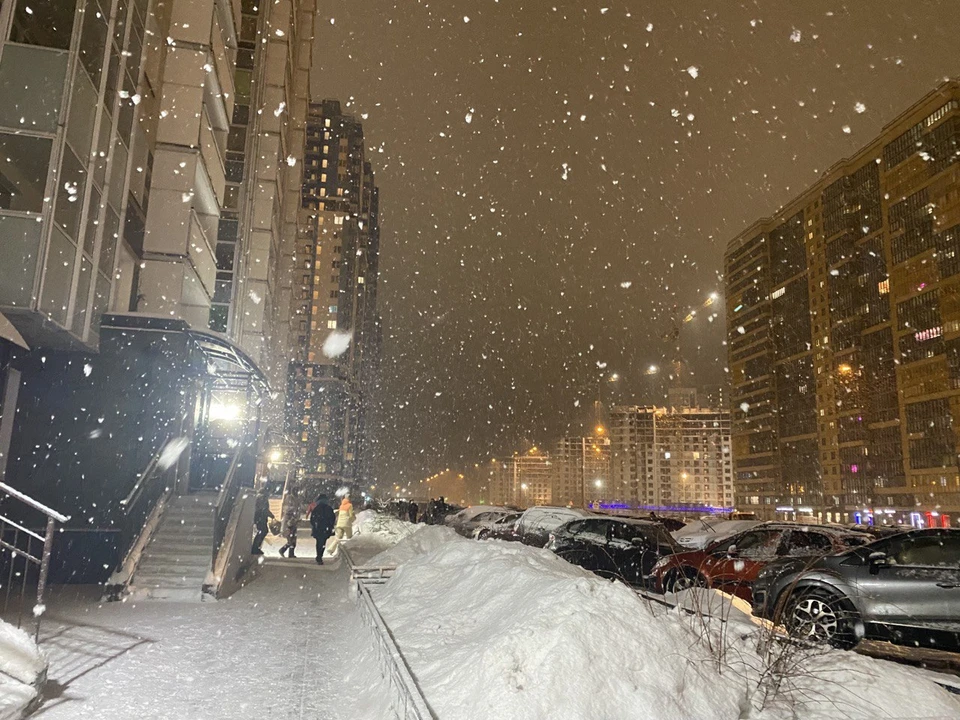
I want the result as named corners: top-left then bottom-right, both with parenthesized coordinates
top-left (371, 539), bottom-right (960, 720)
top-left (0, 618), bottom-right (46, 720)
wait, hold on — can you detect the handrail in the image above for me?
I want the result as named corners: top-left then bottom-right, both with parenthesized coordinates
top-left (212, 447), bottom-right (245, 567)
top-left (0, 484), bottom-right (69, 641)
top-left (120, 436), bottom-right (170, 509)
top-left (0, 481), bottom-right (69, 523)
top-left (214, 448), bottom-right (243, 512)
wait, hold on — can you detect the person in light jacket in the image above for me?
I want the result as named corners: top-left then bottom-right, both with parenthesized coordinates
top-left (329, 495), bottom-right (355, 554)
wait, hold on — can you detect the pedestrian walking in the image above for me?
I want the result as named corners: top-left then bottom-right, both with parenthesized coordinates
top-left (309, 494), bottom-right (336, 565)
top-left (251, 486), bottom-right (274, 555)
top-left (329, 494), bottom-right (355, 554)
top-left (279, 491), bottom-right (302, 558)
top-left (407, 501), bottom-right (418, 524)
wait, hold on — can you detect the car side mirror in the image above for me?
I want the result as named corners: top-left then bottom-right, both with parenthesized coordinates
top-left (868, 551), bottom-right (890, 575)
top-left (630, 537), bottom-right (647, 547)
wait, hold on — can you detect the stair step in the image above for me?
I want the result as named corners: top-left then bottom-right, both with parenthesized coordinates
top-left (140, 552), bottom-right (210, 566)
top-left (135, 568), bottom-right (208, 583)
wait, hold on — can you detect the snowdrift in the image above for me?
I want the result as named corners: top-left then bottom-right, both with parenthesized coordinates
top-left (367, 524), bottom-right (463, 567)
top-left (373, 540), bottom-right (960, 720)
top-left (0, 619), bottom-right (46, 720)
top-left (341, 510), bottom-right (420, 565)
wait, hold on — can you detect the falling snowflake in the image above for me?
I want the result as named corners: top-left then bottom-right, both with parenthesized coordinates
top-left (286, 155), bottom-right (297, 166)
top-left (158, 437), bottom-right (190, 471)
top-left (323, 329), bottom-right (353, 358)
top-left (790, 29), bottom-right (802, 42)
top-left (740, 402), bottom-right (750, 413)
top-left (465, 110), bottom-right (473, 124)
top-left (842, 125), bottom-right (852, 134)
top-left (463, 15), bottom-right (470, 23)
top-left (620, 281), bottom-right (632, 289)
top-left (686, 66), bottom-right (699, 79)
top-left (854, 102), bottom-right (866, 114)
top-left (83, 363), bottom-right (92, 377)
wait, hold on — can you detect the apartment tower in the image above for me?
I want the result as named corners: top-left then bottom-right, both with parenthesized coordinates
top-left (724, 80), bottom-right (960, 527)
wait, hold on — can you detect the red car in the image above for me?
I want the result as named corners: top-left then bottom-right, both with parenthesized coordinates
top-left (651, 522), bottom-right (869, 601)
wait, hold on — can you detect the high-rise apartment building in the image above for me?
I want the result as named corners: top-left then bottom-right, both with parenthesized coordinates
top-left (555, 436), bottom-right (610, 508)
top-left (288, 100), bottom-right (382, 490)
top-left (208, 0), bottom-right (316, 403)
top-left (608, 406), bottom-right (734, 512)
top-left (724, 80), bottom-right (960, 527)
top-left (0, 0), bottom-right (314, 579)
top-left (490, 449), bottom-right (555, 507)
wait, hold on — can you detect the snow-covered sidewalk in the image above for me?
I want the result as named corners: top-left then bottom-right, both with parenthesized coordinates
top-left (29, 553), bottom-right (385, 719)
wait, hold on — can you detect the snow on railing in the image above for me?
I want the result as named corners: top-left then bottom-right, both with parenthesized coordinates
top-left (342, 548), bottom-right (436, 720)
top-left (0, 480), bottom-right (69, 641)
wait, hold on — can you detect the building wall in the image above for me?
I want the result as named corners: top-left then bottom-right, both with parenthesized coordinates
top-left (609, 406), bottom-right (733, 512)
top-left (493, 451), bottom-right (555, 507)
top-left (725, 80), bottom-right (960, 526)
top-left (288, 101), bottom-right (381, 489)
top-left (555, 436), bottom-right (610, 508)
top-left (0, 0), bottom-right (162, 349)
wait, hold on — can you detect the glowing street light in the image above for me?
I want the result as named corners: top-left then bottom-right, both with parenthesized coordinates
top-left (593, 479), bottom-right (603, 488)
top-left (645, 365), bottom-right (659, 375)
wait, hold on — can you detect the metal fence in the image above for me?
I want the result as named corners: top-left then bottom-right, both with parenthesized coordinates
top-left (342, 548), bottom-right (436, 720)
top-left (0, 480), bottom-right (69, 641)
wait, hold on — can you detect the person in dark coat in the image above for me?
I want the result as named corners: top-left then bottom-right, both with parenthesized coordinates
top-left (251, 487), bottom-right (274, 555)
top-left (309, 494), bottom-right (336, 565)
top-left (407, 501), bottom-right (418, 524)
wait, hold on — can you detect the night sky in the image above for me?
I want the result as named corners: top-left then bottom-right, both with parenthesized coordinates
top-left (311, 1), bottom-right (960, 487)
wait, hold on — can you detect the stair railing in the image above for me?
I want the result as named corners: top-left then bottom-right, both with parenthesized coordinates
top-left (115, 436), bottom-right (177, 573)
top-left (212, 447), bottom-right (245, 567)
top-left (0, 481), bottom-right (69, 641)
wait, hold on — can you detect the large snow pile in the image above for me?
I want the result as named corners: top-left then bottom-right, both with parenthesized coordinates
top-left (341, 511), bottom-right (420, 565)
top-left (367, 524), bottom-right (463, 567)
top-left (0, 619), bottom-right (46, 720)
top-left (373, 540), bottom-right (960, 720)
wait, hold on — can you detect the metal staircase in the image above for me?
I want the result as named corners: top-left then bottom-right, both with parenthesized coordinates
top-left (129, 493), bottom-right (218, 600)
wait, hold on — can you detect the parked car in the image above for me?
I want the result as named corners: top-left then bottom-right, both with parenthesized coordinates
top-left (445, 505), bottom-right (509, 534)
top-left (672, 517), bottom-right (762, 550)
top-left (473, 511), bottom-right (522, 540)
top-left (651, 523), bottom-right (870, 600)
top-left (512, 506), bottom-right (594, 548)
top-left (448, 507), bottom-right (511, 538)
top-left (547, 517), bottom-right (680, 587)
top-left (752, 528), bottom-right (960, 651)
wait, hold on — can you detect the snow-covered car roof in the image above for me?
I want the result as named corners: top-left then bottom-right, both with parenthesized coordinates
top-left (517, 506), bottom-right (593, 533)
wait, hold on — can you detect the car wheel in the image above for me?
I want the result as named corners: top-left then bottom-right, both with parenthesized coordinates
top-left (664, 568), bottom-right (706, 593)
top-left (476, 530), bottom-right (490, 541)
top-left (782, 588), bottom-right (859, 650)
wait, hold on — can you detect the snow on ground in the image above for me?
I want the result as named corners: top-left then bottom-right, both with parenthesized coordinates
top-left (366, 524), bottom-right (463, 567)
top-left (29, 556), bottom-right (390, 719)
top-left (372, 539), bottom-right (960, 720)
top-left (0, 618), bottom-right (45, 719)
top-left (345, 510), bottom-right (419, 566)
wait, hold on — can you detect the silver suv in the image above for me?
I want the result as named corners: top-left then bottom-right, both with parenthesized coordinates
top-left (752, 528), bottom-right (960, 651)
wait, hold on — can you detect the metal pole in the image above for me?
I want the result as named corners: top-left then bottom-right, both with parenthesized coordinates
top-left (35, 517), bottom-right (55, 641)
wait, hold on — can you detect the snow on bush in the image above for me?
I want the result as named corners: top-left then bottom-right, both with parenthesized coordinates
top-left (373, 540), bottom-right (960, 720)
top-left (0, 618), bottom-right (47, 720)
top-left (353, 509), bottom-right (415, 543)
top-left (0, 619), bottom-right (45, 686)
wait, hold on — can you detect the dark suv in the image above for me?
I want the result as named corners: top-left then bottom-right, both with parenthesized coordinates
top-left (752, 528), bottom-right (960, 651)
top-left (546, 517), bottom-right (679, 587)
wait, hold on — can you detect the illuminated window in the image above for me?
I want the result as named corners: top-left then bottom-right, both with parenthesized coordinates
top-left (322, 159), bottom-right (328, 168)
top-left (321, 173), bottom-right (327, 182)
top-left (327, 320), bottom-right (337, 329)
top-left (324, 119), bottom-right (330, 128)
top-left (328, 305), bottom-right (338, 313)
top-left (878, 279), bottom-right (889, 295)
